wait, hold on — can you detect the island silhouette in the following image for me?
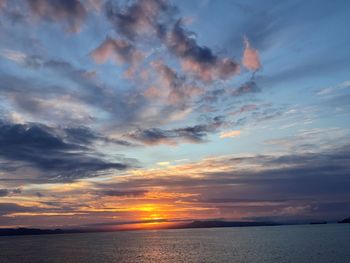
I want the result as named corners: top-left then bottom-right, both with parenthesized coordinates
top-left (1, 217), bottom-right (349, 236)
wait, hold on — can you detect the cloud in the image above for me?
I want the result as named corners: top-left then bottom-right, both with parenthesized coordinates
top-left (0, 120), bottom-right (132, 181)
top-left (26, 0), bottom-right (87, 32)
top-left (0, 49), bottom-right (42, 68)
top-left (230, 104), bottom-right (257, 115)
top-left (0, 203), bottom-right (37, 216)
top-left (231, 80), bottom-right (261, 96)
top-left (264, 127), bottom-right (349, 153)
top-left (127, 128), bottom-right (178, 145)
top-left (0, 0), bottom-right (6, 11)
top-left (0, 59), bottom-right (131, 126)
top-left (100, 189), bottom-right (147, 197)
top-left (92, 144), bottom-right (350, 221)
top-left (105, 0), bottom-right (177, 40)
top-left (12, 188), bottom-right (21, 194)
top-left (2, 144), bottom-right (350, 226)
top-left (85, 0), bottom-right (103, 12)
top-left (0, 67), bottom-right (196, 133)
top-left (317, 80), bottom-right (350, 95)
top-left (127, 116), bottom-right (224, 145)
top-left (220, 130), bottom-right (241, 139)
top-left (165, 21), bottom-right (240, 82)
top-left (242, 37), bottom-right (261, 71)
top-left (157, 161), bottom-right (170, 166)
top-left (197, 80), bottom-right (260, 112)
top-left (63, 126), bottom-right (132, 147)
top-left (0, 189), bottom-right (9, 197)
top-left (103, 1), bottom-right (239, 83)
top-left (151, 62), bottom-right (203, 105)
top-left (0, 188), bottom-right (21, 197)
top-left (90, 37), bottom-right (144, 76)
top-left (36, 192), bottom-right (44, 198)
top-left (0, 202), bottom-right (81, 217)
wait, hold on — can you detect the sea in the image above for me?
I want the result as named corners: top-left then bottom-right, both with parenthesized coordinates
top-left (0, 224), bottom-right (349, 263)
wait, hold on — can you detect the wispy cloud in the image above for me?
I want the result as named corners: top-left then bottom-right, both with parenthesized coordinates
top-left (127, 116), bottom-right (224, 145)
top-left (317, 80), bottom-right (350, 95)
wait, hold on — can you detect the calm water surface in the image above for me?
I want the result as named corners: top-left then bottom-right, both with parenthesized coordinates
top-left (0, 224), bottom-right (349, 263)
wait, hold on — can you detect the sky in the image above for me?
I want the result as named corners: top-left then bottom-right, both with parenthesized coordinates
top-left (0, 0), bottom-right (350, 229)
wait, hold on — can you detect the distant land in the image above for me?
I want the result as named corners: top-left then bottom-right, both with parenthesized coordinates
top-left (0, 228), bottom-right (82, 236)
top-left (0, 221), bottom-right (280, 236)
top-left (338, 217), bottom-right (350, 223)
top-left (177, 220), bottom-right (281, 229)
top-left (309, 221), bottom-right (327, 225)
top-left (1, 218), bottom-right (349, 236)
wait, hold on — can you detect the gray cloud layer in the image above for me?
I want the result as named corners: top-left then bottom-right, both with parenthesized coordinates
top-left (0, 120), bottom-right (131, 181)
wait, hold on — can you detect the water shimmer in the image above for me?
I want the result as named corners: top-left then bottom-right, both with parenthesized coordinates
top-left (0, 224), bottom-right (349, 263)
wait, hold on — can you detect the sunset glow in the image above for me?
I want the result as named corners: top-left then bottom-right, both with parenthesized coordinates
top-left (0, 0), bottom-right (350, 231)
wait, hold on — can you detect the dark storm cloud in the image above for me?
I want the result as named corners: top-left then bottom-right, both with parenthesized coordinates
top-left (0, 120), bottom-right (132, 181)
top-left (127, 116), bottom-right (224, 145)
top-left (26, 0), bottom-right (87, 32)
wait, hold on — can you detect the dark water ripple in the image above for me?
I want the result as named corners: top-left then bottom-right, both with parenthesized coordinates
top-left (0, 224), bottom-right (349, 263)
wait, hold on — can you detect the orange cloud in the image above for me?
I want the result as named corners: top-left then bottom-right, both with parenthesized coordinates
top-left (220, 130), bottom-right (241, 138)
top-left (91, 37), bottom-right (145, 78)
top-left (242, 37), bottom-right (261, 71)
